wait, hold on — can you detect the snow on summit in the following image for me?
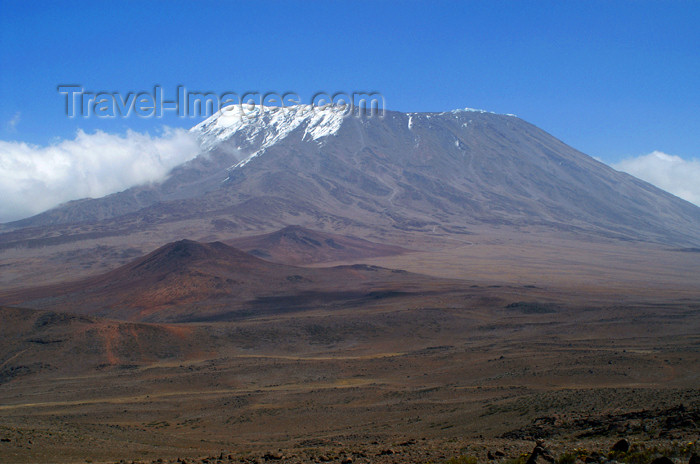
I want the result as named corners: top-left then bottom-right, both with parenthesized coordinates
top-left (191, 104), bottom-right (517, 173)
top-left (192, 104), bottom-right (347, 153)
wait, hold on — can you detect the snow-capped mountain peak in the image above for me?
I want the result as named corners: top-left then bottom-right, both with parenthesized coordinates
top-left (192, 104), bottom-right (347, 156)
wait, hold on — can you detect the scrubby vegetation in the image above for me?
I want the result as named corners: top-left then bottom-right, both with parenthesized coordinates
top-left (608, 441), bottom-right (697, 464)
top-left (445, 456), bottom-right (478, 464)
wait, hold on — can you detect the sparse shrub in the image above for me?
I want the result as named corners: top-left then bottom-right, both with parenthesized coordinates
top-left (682, 442), bottom-right (697, 456)
top-left (607, 442), bottom-right (698, 464)
top-left (558, 452), bottom-right (577, 464)
top-left (558, 448), bottom-right (590, 464)
top-left (502, 453), bottom-right (529, 464)
top-left (446, 455), bottom-right (478, 464)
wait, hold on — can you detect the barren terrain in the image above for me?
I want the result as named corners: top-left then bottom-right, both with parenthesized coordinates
top-left (1, 229), bottom-right (699, 464)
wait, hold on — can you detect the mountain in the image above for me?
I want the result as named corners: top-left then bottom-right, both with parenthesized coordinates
top-left (228, 225), bottom-right (408, 265)
top-left (4, 105), bottom-right (700, 244)
top-left (1, 104), bottom-right (700, 288)
top-left (0, 239), bottom-right (443, 323)
top-left (193, 105), bottom-right (700, 244)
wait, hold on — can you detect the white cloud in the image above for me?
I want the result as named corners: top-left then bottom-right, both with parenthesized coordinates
top-left (0, 128), bottom-right (200, 223)
top-left (613, 151), bottom-right (700, 207)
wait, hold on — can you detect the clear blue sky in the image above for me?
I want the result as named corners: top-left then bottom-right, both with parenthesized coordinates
top-left (1, 0), bottom-right (698, 163)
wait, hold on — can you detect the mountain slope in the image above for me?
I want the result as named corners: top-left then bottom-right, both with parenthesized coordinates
top-left (228, 225), bottom-right (408, 265)
top-left (1, 105), bottom-right (699, 255)
top-left (203, 107), bottom-right (700, 244)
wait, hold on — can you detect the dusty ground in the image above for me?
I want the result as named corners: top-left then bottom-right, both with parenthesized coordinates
top-left (1, 231), bottom-right (699, 464)
top-left (1, 294), bottom-right (698, 463)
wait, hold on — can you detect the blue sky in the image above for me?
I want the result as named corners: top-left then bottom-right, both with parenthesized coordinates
top-left (1, 0), bottom-right (699, 220)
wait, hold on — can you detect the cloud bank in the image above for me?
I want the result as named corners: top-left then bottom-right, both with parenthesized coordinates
top-left (0, 128), bottom-right (200, 223)
top-left (613, 151), bottom-right (700, 207)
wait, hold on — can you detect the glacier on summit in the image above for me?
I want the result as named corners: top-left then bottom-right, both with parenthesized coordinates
top-left (192, 104), bottom-right (347, 171)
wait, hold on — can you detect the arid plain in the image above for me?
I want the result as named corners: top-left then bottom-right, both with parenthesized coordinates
top-left (1, 225), bottom-right (699, 464)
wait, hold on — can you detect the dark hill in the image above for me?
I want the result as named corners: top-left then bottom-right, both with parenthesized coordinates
top-left (229, 226), bottom-right (408, 265)
top-left (0, 239), bottom-right (444, 323)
